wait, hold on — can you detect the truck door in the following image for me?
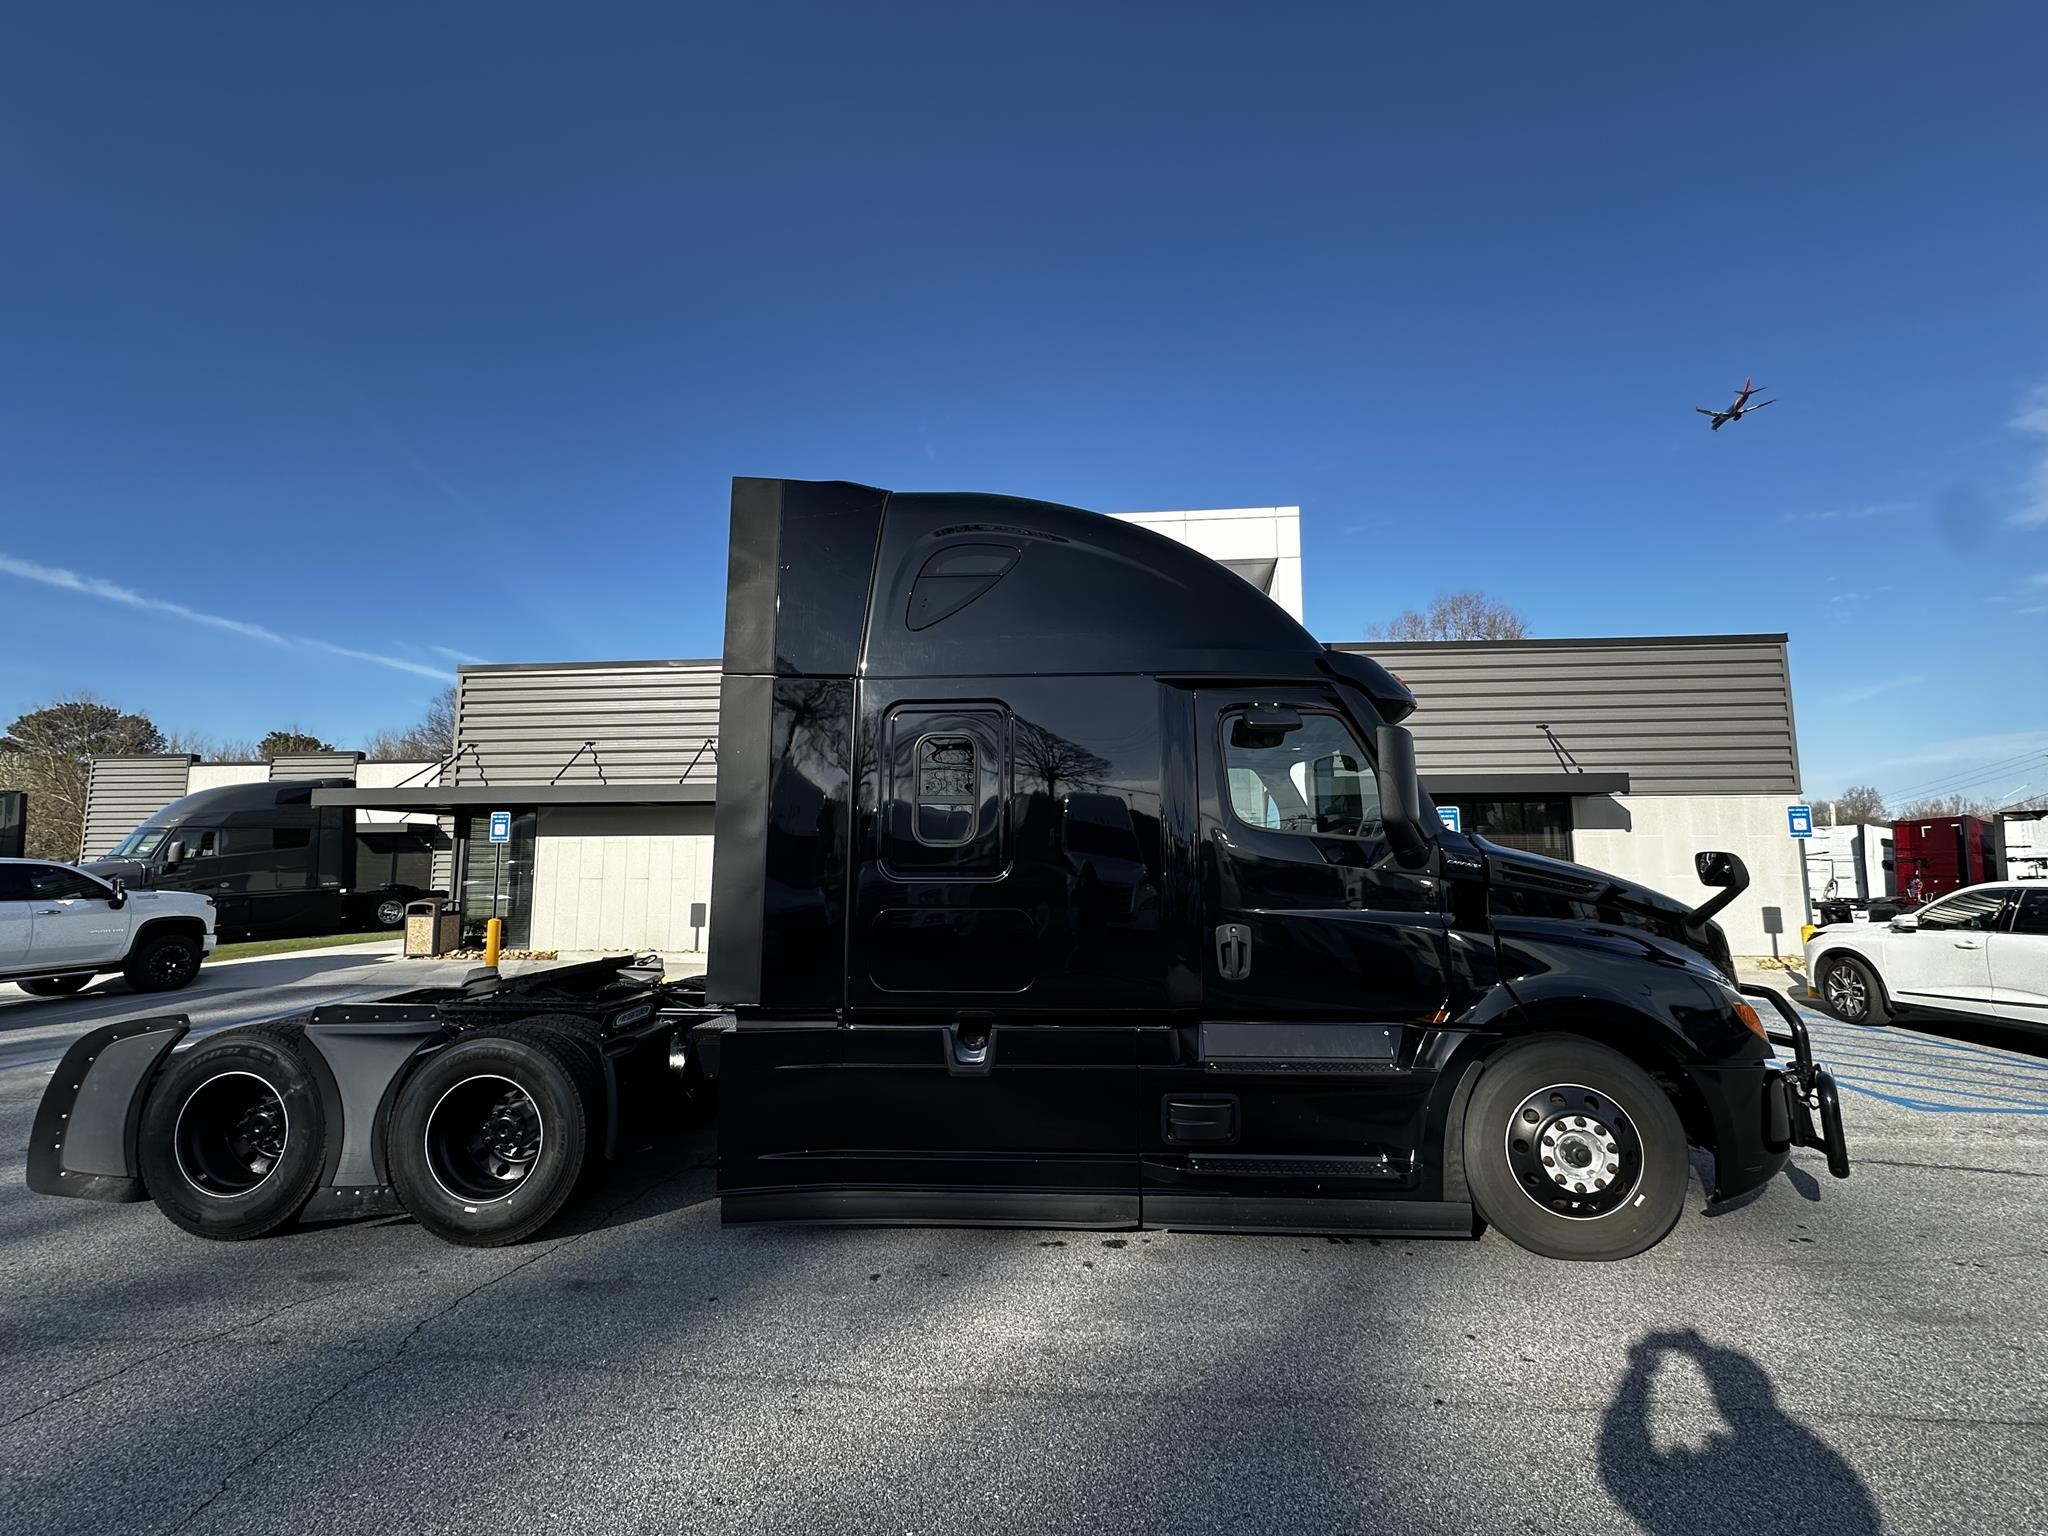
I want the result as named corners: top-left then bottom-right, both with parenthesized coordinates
top-left (1140, 688), bottom-right (1459, 1232)
top-left (720, 685), bottom-right (1147, 1228)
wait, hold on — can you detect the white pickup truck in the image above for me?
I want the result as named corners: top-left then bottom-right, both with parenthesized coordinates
top-left (0, 857), bottom-right (217, 997)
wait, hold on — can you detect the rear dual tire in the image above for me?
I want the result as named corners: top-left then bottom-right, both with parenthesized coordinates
top-left (1464, 1038), bottom-right (1688, 1262)
top-left (384, 1020), bottom-right (605, 1247)
top-left (139, 1025), bottom-right (328, 1240)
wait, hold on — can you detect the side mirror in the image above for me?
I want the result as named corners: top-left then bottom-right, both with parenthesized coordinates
top-left (1376, 724), bottom-right (1430, 865)
top-left (1695, 850), bottom-right (1748, 889)
top-left (1889, 913), bottom-right (1919, 933)
top-left (107, 876), bottom-right (127, 911)
top-left (163, 841), bottom-right (185, 866)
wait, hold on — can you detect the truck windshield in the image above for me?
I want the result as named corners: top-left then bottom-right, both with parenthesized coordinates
top-left (107, 826), bottom-right (171, 858)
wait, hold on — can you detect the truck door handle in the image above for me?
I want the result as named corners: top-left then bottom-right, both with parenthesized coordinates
top-left (1215, 923), bottom-right (1251, 981)
top-left (34, 907), bottom-right (63, 916)
top-left (1953, 940), bottom-right (1981, 950)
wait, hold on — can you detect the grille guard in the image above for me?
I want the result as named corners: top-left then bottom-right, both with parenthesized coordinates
top-left (1740, 983), bottom-right (1851, 1180)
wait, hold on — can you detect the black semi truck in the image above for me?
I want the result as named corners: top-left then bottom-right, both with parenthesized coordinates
top-left (29, 477), bottom-right (1849, 1261)
top-left (82, 779), bottom-right (437, 940)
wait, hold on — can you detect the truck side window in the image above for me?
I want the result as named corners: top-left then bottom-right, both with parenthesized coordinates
top-left (1222, 711), bottom-right (1381, 840)
top-left (28, 865), bottom-right (107, 900)
top-left (880, 705), bottom-right (1010, 878)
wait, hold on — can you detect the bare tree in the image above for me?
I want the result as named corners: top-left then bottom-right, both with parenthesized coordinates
top-left (1898, 794), bottom-right (1997, 820)
top-left (1368, 591), bottom-right (1529, 642)
top-left (1827, 785), bottom-right (1888, 826)
top-left (0, 694), bottom-right (165, 860)
top-left (162, 732), bottom-right (262, 762)
top-left (365, 687), bottom-right (457, 762)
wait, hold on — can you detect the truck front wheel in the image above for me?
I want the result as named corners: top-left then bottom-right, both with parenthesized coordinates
top-left (384, 1025), bottom-right (604, 1247)
top-left (1463, 1038), bottom-right (1688, 1262)
top-left (124, 929), bottom-right (203, 992)
top-left (138, 1025), bottom-right (329, 1240)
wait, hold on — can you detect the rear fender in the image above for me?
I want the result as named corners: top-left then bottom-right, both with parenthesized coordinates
top-left (298, 1002), bottom-right (446, 1221)
top-left (27, 1018), bottom-right (190, 1201)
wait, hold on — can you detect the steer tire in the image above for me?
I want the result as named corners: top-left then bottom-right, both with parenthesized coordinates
top-left (384, 1024), bottom-right (604, 1247)
top-left (138, 1024), bottom-right (328, 1241)
top-left (1464, 1037), bottom-right (1688, 1262)
top-left (1817, 953), bottom-right (1889, 1026)
top-left (18, 975), bottom-right (92, 998)
top-left (123, 929), bottom-right (204, 993)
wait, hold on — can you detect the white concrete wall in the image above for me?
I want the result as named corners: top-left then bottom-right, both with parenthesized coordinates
top-left (353, 761), bottom-right (440, 826)
top-left (1572, 794), bottom-right (1809, 958)
top-left (528, 805), bottom-right (716, 957)
top-left (1112, 507), bottom-right (1304, 621)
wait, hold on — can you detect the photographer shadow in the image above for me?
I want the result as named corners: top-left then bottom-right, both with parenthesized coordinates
top-left (1599, 1329), bottom-right (1880, 1535)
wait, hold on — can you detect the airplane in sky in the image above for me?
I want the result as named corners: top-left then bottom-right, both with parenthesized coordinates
top-left (1696, 377), bottom-right (1776, 431)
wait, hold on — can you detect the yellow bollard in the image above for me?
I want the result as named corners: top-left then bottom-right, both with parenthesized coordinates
top-left (484, 917), bottom-right (503, 969)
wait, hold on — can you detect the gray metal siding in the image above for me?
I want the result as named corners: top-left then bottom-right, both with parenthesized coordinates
top-left (453, 662), bottom-right (720, 787)
top-left (81, 756), bottom-right (196, 859)
top-left (269, 751), bottom-right (362, 781)
top-left (1342, 636), bottom-right (1798, 795)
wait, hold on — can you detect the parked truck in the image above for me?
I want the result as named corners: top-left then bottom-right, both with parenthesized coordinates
top-left (28, 478), bottom-right (1849, 1261)
top-left (80, 779), bottom-right (437, 941)
top-left (1891, 813), bottom-right (1999, 905)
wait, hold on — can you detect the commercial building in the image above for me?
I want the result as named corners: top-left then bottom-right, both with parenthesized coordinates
top-left (81, 504), bottom-right (1811, 956)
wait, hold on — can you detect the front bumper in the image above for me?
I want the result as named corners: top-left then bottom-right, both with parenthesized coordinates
top-left (1684, 985), bottom-right (1851, 1200)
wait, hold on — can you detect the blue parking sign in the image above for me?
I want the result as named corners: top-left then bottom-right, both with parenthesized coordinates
top-left (1787, 804), bottom-right (1813, 839)
top-left (488, 810), bottom-right (511, 845)
top-left (1437, 805), bottom-right (1462, 833)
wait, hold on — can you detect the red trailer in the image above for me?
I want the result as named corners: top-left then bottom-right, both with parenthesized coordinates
top-left (1890, 814), bottom-right (1999, 904)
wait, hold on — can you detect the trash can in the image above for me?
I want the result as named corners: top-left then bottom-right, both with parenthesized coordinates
top-left (405, 899), bottom-right (463, 958)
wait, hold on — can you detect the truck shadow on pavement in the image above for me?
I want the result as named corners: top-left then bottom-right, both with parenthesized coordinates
top-left (1599, 1328), bottom-right (1879, 1536)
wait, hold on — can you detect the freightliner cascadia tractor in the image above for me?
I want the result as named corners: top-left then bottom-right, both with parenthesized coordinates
top-left (30, 478), bottom-right (1848, 1261)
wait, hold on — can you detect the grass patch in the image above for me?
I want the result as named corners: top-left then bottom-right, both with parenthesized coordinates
top-left (209, 931), bottom-right (397, 962)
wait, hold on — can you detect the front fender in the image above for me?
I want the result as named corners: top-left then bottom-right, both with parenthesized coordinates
top-left (27, 1018), bottom-right (189, 1201)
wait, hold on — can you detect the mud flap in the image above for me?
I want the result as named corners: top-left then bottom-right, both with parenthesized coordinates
top-left (26, 1018), bottom-right (190, 1201)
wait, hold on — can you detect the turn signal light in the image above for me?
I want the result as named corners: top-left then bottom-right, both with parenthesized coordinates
top-left (1733, 1000), bottom-right (1766, 1039)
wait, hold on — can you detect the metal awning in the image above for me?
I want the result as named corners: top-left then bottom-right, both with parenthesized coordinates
top-left (1424, 773), bottom-right (1630, 797)
top-left (310, 782), bottom-right (717, 812)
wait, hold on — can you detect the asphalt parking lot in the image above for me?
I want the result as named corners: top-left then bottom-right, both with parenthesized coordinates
top-left (3, 980), bottom-right (2046, 1535)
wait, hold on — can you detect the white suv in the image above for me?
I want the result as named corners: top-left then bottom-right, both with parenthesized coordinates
top-left (1805, 881), bottom-right (2048, 1030)
top-left (0, 858), bottom-right (217, 997)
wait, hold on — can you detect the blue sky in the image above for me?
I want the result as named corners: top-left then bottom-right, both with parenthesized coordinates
top-left (2, 3), bottom-right (2043, 808)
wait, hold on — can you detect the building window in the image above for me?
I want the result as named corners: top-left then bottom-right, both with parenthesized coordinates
top-left (458, 811), bottom-right (535, 947)
top-left (1437, 798), bottom-right (1572, 860)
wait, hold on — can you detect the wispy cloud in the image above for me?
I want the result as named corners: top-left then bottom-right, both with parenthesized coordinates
top-left (2033, 570), bottom-right (2048, 587)
top-left (1826, 584), bottom-right (1894, 606)
top-left (1832, 673), bottom-right (1924, 707)
top-left (1782, 501), bottom-right (1910, 524)
top-left (428, 644), bottom-right (489, 665)
top-left (2009, 382), bottom-right (2048, 529)
top-left (2019, 604), bottom-right (2048, 616)
top-left (0, 552), bottom-right (453, 682)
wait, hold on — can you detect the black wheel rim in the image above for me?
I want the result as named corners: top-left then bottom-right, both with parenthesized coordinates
top-left (377, 901), bottom-right (405, 926)
top-left (1824, 962), bottom-right (1867, 1021)
top-left (150, 943), bottom-right (196, 986)
top-left (423, 1075), bottom-right (544, 1204)
top-left (174, 1072), bottom-right (289, 1197)
top-left (1503, 1082), bottom-right (1644, 1221)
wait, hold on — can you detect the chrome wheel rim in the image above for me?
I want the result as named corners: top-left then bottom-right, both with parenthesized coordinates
top-left (1504, 1082), bottom-right (1644, 1221)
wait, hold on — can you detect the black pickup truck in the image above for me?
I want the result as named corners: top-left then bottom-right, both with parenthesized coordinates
top-left (29, 477), bottom-right (1847, 1261)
